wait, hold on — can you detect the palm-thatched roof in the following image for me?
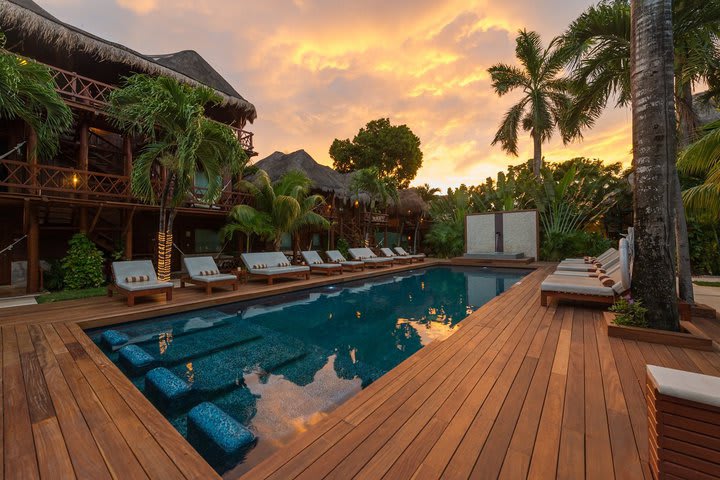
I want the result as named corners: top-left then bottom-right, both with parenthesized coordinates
top-left (254, 149), bottom-right (351, 197)
top-left (0, 0), bottom-right (256, 122)
top-left (390, 188), bottom-right (428, 216)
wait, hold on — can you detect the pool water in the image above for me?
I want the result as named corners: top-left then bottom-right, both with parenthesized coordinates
top-left (89, 266), bottom-right (528, 475)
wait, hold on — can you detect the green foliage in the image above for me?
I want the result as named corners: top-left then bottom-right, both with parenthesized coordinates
top-left (0, 31), bottom-right (72, 158)
top-left (330, 118), bottom-right (423, 188)
top-left (42, 260), bottom-right (64, 291)
top-left (679, 120), bottom-right (720, 219)
top-left (487, 30), bottom-right (575, 175)
top-left (108, 74), bottom-right (249, 209)
top-left (609, 298), bottom-right (649, 328)
top-left (560, 0), bottom-right (720, 138)
top-left (424, 188), bottom-right (474, 258)
top-left (223, 169), bottom-right (329, 250)
top-left (36, 287), bottom-right (106, 304)
top-left (541, 230), bottom-right (612, 262)
top-left (336, 237), bottom-right (350, 258)
top-left (472, 168), bottom-right (537, 211)
top-left (349, 167), bottom-right (399, 211)
top-left (687, 217), bottom-right (720, 275)
top-left (61, 234), bottom-right (105, 290)
top-left (415, 183), bottom-right (441, 202)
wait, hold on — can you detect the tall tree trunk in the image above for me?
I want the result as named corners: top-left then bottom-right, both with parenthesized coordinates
top-left (674, 80), bottom-right (695, 303)
top-left (532, 132), bottom-right (542, 178)
top-left (630, 0), bottom-right (680, 331)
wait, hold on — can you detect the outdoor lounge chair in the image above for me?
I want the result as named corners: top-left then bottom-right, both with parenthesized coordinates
top-left (108, 260), bottom-right (174, 307)
top-left (301, 251), bottom-right (343, 276)
top-left (347, 248), bottom-right (394, 268)
top-left (393, 246), bottom-right (426, 262)
top-left (180, 256), bottom-right (239, 295)
top-left (560, 247), bottom-right (617, 264)
top-left (554, 261), bottom-right (620, 277)
top-left (556, 250), bottom-right (619, 272)
top-left (241, 252), bottom-right (310, 285)
top-left (379, 247), bottom-right (413, 264)
top-left (541, 239), bottom-right (631, 307)
top-left (325, 250), bottom-right (365, 272)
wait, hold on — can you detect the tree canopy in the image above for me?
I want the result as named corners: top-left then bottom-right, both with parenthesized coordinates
top-left (330, 118), bottom-right (423, 188)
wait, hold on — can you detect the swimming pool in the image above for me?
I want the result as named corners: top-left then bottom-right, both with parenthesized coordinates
top-left (89, 265), bottom-right (528, 475)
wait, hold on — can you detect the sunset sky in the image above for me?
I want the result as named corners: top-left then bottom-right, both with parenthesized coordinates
top-left (43, 0), bottom-right (633, 189)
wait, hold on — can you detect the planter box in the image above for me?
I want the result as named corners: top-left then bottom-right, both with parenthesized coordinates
top-left (604, 312), bottom-right (715, 351)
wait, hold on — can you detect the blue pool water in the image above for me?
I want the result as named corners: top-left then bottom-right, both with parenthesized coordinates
top-left (89, 266), bottom-right (528, 475)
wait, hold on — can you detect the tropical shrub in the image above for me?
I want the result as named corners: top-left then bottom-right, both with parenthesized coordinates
top-left (61, 234), bottom-right (105, 290)
top-left (424, 188), bottom-right (473, 258)
top-left (424, 221), bottom-right (465, 258)
top-left (43, 259), bottom-right (64, 291)
top-left (687, 217), bottom-right (720, 275)
top-left (541, 230), bottom-right (612, 262)
top-left (609, 297), bottom-right (649, 328)
top-left (336, 237), bottom-right (350, 258)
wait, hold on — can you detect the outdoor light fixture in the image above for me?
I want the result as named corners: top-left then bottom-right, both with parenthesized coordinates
top-left (71, 172), bottom-right (80, 188)
top-left (354, 200), bottom-right (359, 208)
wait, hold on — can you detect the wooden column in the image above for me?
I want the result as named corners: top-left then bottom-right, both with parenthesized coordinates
top-left (78, 121), bottom-right (89, 232)
top-left (123, 135), bottom-right (133, 196)
top-left (124, 207), bottom-right (135, 260)
top-left (25, 200), bottom-right (40, 294)
top-left (26, 125), bottom-right (38, 193)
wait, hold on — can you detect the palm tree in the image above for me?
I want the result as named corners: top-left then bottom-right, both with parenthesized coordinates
top-left (0, 31), bottom-right (72, 158)
top-left (415, 183), bottom-right (440, 202)
top-left (108, 74), bottom-right (249, 281)
top-left (678, 120), bottom-right (720, 219)
top-left (561, 0), bottom-right (720, 304)
top-left (225, 169), bottom-right (329, 252)
top-left (630, 0), bottom-right (680, 331)
top-left (349, 167), bottom-right (399, 211)
top-left (487, 30), bottom-right (574, 178)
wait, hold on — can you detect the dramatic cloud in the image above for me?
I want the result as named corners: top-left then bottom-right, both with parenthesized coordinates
top-left (43, 0), bottom-right (631, 189)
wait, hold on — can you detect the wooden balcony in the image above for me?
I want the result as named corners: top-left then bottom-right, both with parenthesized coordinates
top-left (363, 212), bottom-right (389, 225)
top-left (0, 159), bottom-right (251, 211)
top-left (48, 64), bottom-right (254, 153)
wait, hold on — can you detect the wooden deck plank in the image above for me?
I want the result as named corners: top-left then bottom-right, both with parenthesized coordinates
top-left (27, 325), bottom-right (112, 480)
top-left (556, 307), bottom-right (585, 480)
top-left (2, 326), bottom-right (40, 480)
top-left (525, 307), bottom-right (574, 480)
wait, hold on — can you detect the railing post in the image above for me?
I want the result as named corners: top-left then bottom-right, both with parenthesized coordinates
top-left (24, 199), bottom-right (40, 294)
top-left (123, 135), bottom-right (133, 199)
top-left (26, 125), bottom-right (38, 195)
top-left (78, 120), bottom-right (89, 232)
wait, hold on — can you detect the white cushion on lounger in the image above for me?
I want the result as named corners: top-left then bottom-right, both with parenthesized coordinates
top-left (183, 256), bottom-right (222, 278)
top-left (394, 247), bottom-right (425, 258)
top-left (189, 273), bottom-right (237, 283)
top-left (301, 251), bottom-right (341, 269)
top-left (326, 250), bottom-right (364, 266)
top-left (112, 260), bottom-right (173, 291)
top-left (541, 275), bottom-right (615, 296)
top-left (556, 263), bottom-right (596, 272)
top-left (241, 252), bottom-right (302, 273)
top-left (250, 266), bottom-right (309, 276)
top-left (380, 248), bottom-right (397, 257)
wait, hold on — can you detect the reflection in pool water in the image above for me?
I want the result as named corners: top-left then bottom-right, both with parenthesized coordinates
top-left (89, 266), bottom-right (527, 475)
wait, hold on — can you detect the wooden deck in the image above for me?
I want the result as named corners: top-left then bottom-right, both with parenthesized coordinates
top-left (0, 263), bottom-right (717, 479)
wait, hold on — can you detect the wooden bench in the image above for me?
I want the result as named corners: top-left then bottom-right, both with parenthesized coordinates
top-left (646, 365), bottom-right (720, 479)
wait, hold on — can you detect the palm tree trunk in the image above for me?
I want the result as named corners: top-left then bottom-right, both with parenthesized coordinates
top-left (532, 132), bottom-right (542, 178)
top-left (674, 80), bottom-right (695, 304)
top-left (630, 0), bottom-right (680, 331)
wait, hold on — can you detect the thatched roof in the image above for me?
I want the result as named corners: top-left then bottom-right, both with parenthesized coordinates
top-left (390, 188), bottom-right (428, 216)
top-left (0, 0), bottom-right (256, 122)
top-left (254, 149), bottom-right (351, 197)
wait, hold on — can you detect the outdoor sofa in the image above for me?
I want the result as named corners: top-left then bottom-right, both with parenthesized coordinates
top-left (393, 246), bottom-right (426, 262)
top-left (347, 248), bottom-right (394, 268)
top-left (325, 250), bottom-right (365, 272)
top-left (301, 251), bottom-right (343, 276)
top-left (180, 256), bottom-right (239, 295)
top-left (108, 260), bottom-right (174, 307)
top-left (240, 252), bottom-right (310, 285)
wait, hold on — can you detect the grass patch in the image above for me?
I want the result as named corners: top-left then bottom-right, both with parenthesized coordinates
top-left (37, 287), bottom-right (107, 304)
top-left (693, 281), bottom-right (720, 288)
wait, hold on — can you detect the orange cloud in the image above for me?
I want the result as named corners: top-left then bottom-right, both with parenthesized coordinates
top-left (45, 0), bottom-right (630, 191)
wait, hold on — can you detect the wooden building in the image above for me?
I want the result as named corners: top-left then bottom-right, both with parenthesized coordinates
top-left (0, 0), bottom-right (257, 293)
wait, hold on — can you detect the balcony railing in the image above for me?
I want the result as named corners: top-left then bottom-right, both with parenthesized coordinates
top-left (48, 64), bottom-right (254, 152)
top-left (363, 212), bottom-right (389, 224)
top-left (0, 159), bottom-right (251, 211)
